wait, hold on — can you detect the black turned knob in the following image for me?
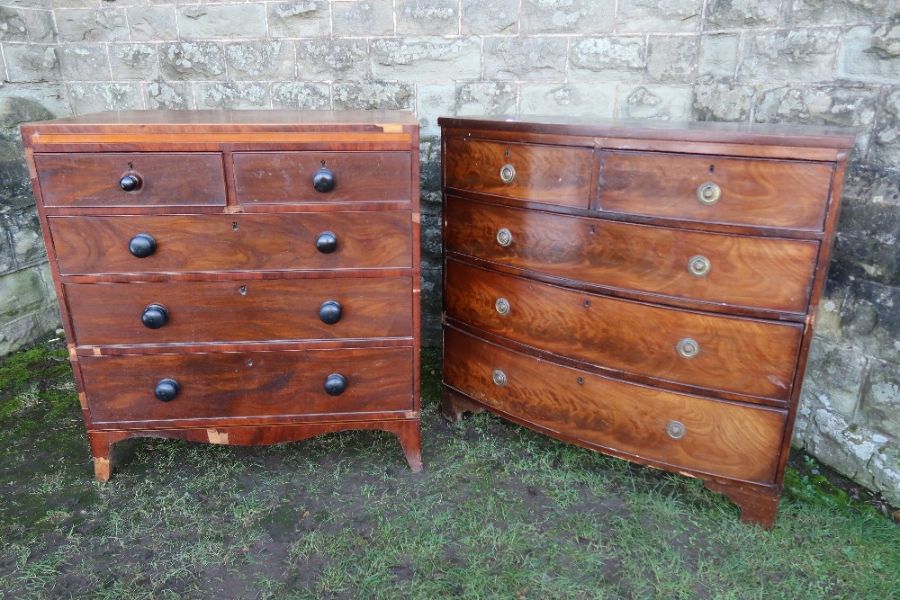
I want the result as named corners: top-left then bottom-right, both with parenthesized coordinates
top-left (315, 231), bottom-right (337, 254)
top-left (154, 378), bottom-right (180, 402)
top-left (128, 233), bottom-right (157, 258)
top-left (141, 304), bottom-right (168, 329)
top-left (319, 300), bottom-right (342, 325)
top-left (119, 173), bottom-right (142, 192)
top-left (312, 166), bottom-right (335, 193)
top-left (324, 373), bottom-right (347, 396)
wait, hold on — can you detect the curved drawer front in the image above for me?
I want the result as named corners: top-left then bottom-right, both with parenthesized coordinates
top-left (49, 212), bottom-right (412, 275)
top-left (443, 328), bottom-right (786, 484)
top-left (35, 152), bottom-right (226, 208)
top-left (444, 137), bottom-right (593, 208)
top-left (80, 347), bottom-right (413, 425)
top-left (445, 197), bottom-right (818, 314)
top-left (599, 151), bottom-right (832, 230)
top-left (66, 276), bottom-right (412, 346)
top-left (445, 259), bottom-right (802, 401)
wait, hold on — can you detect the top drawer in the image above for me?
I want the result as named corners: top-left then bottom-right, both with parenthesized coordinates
top-left (599, 151), bottom-right (833, 231)
top-left (35, 153), bottom-right (226, 208)
top-left (233, 152), bottom-right (411, 204)
top-left (444, 137), bottom-right (593, 209)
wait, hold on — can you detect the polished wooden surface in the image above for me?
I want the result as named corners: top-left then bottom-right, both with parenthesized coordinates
top-left (234, 151), bottom-right (411, 203)
top-left (49, 212), bottom-right (412, 275)
top-left (445, 259), bottom-right (802, 401)
top-left (445, 196), bottom-right (819, 314)
top-left (443, 137), bottom-right (593, 208)
top-left (35, 152), bottom-right (226, 207)
top-left (598, 151), bottom-right (832, 230)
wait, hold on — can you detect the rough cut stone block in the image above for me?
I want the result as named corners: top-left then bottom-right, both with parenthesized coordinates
top-left (268, 1), bottom-right (330, 38)
top-left (396, 0), bottom-right (458, 35)
top-left (483, 36), bottom-right (567, 81)
top-left (160, 42), bottom-right (226, 81)
top-left (647, 35), bottom-right (698, 82)
top-left (56, 7), bottom-right (128, 42)
top-left (127, 6), bottom-right (177, 41)
top-left (803, 338), bottom-right (867, 417)
top-left (195, 82), bottom-right (270, 110)
top-left (0, 263), bottom-right (51, 321)
top-left (5, 204), bottom-right (44, 266)
top-left (520, 82), bottom-right (617, 117)
top-left (372, 38), bottom-right (481, 83)
top-left (0, 7), bottom-right (55, 42)
top-left (58, 44), bottom-right (110, 81)
top-left (617, 0), bottom-right (702, 32)
top-left (460, 0), bottom-right (517, 34)
top-left (417, 82), bottom-right (516, 135)
top-left (296, 39), bottom-right (368, 81)
top-left (177, 4), bottom-right (267, 39)
top-left (838, 24), bottom-right (900, 83)
top-left (0, 83), bottom-right (69, 128)
top-left (869, 445), bottom-right (900, 507)
top-left (618, 84), bottom-right (692, 121)
top-left (4, 44), bottom-right (60, 82)
top-left (332, 81), bottom-right (414, 110)
top-left (790, 0), bottom-right (895, 26)
top-left (333, 0), bottom-right (393, 36)
top-left (110, 43), bottom-right (158, 81)
top-left (68, 82), bottom-right (142, 114)
top-left (705, 0), bottom-right (779, 28)
top-left (0, 302), bottom-right (59, 357)
top-left (520, 0), bottom-right (615, 34)
top-left (145, 81), bottom-right (193, 110)
top-left (272, 82), bottom-right (331, 110)
top-left (740, 30), bottom-right (839, 82)
top-left (868, 89), bottom-right (900, 171)
top-left (226, 41), bottom-right (295, 81)
top-left (569, 36), bottom-right (645, 81)
top-left (699, 34), bottom-right (738, 80)
top-left (692, 83), bottom-right (754, 122)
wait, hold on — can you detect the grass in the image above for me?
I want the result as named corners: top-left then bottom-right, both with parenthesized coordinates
top-left (0, 338), bottom-right (897, 599)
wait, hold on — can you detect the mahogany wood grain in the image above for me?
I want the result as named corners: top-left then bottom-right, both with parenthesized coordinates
top-left (49, 211), bottom-right (412, 275)
top-left (35, 152), bottom-right (226, 207)
top-left (445, 196), bottom-right (820, 315)
top-left (445, 259), bottom-right (802, 401)
top-left (66, 276), bottom-right (412, 346)
top-left (443, 328), bottom-right (786, 484)
top-left (233, 151), bottom-right (411, 203)
top-left (80, 347), bottom-right (413, 424)
top-left (443, 136), bottom-right (593, 208)
top-left (597, 151), bottom-right (832, 231)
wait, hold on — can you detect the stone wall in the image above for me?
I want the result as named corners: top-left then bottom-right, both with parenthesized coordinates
top-left (0, 0), bottom-right (897, 503)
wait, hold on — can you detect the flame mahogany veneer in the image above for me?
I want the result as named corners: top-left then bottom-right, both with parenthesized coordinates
top-left (22, 110), bottom-right (423, 480)
top-left (439, 116), bottom-right (854, 529)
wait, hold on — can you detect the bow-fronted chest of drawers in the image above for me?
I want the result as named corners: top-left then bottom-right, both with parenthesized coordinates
top-left (438, 116), bottom-right (854, 528)
top-left (22, 110), bottom-right (422, 480)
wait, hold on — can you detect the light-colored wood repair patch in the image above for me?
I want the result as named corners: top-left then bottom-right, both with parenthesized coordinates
top-left (78, 392), bottom-right (87, 409)
top-left (92, 347), bottom-right (101, 356)
top-left (94, 458), bottom-right (111, 482)
top-left (224, 205), bottom-right (244, 214)
top-left (379, 124), bottom-right (405, 133)
top-left (411, 212), bottom-right (420, 223)
top-left (207, 429), bottom-right (229, 444)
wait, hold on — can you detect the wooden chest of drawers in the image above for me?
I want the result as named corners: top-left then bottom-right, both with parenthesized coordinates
top-left (439, 116), bottom-right (854, 528)
top-left (22, 110), bottom-right (422, 480)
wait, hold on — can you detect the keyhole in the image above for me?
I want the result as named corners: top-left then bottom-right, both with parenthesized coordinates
top-left (232, 221), bottom-right (239, 231)
top-left (246, 358), bottom-right (253, 367)
top-left (709, 164), bottom-right (715, 173)
top-left (321, 160), bottom-right (326, 167)
top-left (589, 226), bottom-right (596, 235)
top-left (505, 146), bottom-right (510, 159)
top-left (576, 377), bottom-right (585, 385)
top-left (583, 299), bottom-right (591, 308)
top-left (239, 285), bottom-right (247, 296)
top-left (127, 161), bottom-right (133, 170)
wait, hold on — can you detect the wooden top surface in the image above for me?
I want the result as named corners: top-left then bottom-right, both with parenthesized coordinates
top-left (438, 115), bottom-right (857, 149)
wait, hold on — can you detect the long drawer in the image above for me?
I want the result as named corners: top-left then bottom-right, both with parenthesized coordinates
top-left (66, 276), bottom-right (412, 346)
top-left (80, 347), bottom-right (413, 425)
top-left (443, 327), bottom-right (786, 484)
top-left (49, 212), bottom-right (412, 275)
top-left (445, 259), bottom-right (802, 401)
top-left (445, 196), bottom-right (819, 314)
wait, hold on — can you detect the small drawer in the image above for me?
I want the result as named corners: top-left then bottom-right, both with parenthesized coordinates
top-left (443, 137), bottom-right (593, 208)
top-left (66, 276), bottom-right (412, 346)
top-left (445, 197), bottom-right (819, 314)
top-left (35, 152), bottom-right (226, 208)
top-left (49, 211), bottom-right (412, 275)
top-left (598, 151), bottom-right (833, 230)
top-left (443, 328), bottom-right (786, 484)
top-left (79, 347), bottom-right (413, 425)
top-left (233, 151), bottom-right (411, 203)
top-left (445, 259), bottom-right (802, 401)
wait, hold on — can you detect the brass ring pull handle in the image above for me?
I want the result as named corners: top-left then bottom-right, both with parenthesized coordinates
top-left (676, 337), bottom-right (700, 359)
top-left (492, 369), bottom-right (508, 387)
top-left (496, 227), bottom-right (513, 247)
top-left (666, 420), bottom-right (686, 440)
top-left (688, 255), bottom-right (711, 277)
top-left (696, 182), bottom-right (721, 205)
top-left (495, 297), bottom-right (510, 315)
top-left (499, 163), bottom-right (516, 184)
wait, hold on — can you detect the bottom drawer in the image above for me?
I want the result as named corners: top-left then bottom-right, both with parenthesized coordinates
top-left (80, 347), bottom-right (413, 425)
top-left (443, 327), bottom-right (786, 484)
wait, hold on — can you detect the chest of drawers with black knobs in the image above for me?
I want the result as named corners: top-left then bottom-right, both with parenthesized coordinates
top-left (22, 110), bottom-right (423, 480)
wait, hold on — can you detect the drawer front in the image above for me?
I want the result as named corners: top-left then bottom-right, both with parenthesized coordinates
top-left (599, 151), bottom-right (833, 230)
top-left (443, 328), bottom-right (786, 483)
top-left (80, 347), bottom-right (413, 424)
top-left (233, 152), bottom-right (411, 203)
top-left (445, 197), bottom-right (819, 314)
top-left (445, 259), bottom-right (802, 401)
top-left (66, 276), bottom-right (412, 346)
top-left (35, 153), bottom-right (226, 208)
top-left (50, 212), bottom-right (412, 275)
top-left (444, 137), bottom-right (593, 208)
